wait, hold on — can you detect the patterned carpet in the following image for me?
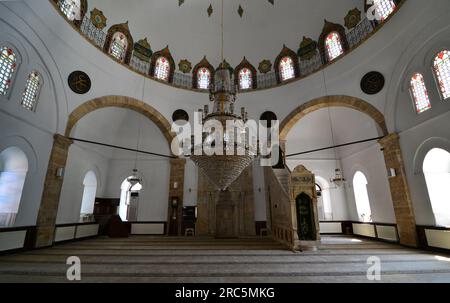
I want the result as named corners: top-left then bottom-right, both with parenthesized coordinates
top-left (0, 235), bottom-right (450, 283)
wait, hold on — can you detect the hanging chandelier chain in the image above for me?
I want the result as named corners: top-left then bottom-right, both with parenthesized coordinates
top-left (221, 0), bottom-right (224, 62)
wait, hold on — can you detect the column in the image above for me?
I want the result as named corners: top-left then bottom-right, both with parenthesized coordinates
top-left (379, 133), bottom-right (418, 247)
top-left (166, 158), bottom-right (186, 236)
top-left (35, 134), bottom-right (73, 248)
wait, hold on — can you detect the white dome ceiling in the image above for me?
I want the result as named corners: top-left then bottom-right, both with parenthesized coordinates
top-left (88, 0), bottom-right (364, 67)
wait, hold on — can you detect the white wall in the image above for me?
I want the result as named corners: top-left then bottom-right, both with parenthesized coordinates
top-left (399, 111), bottom-right (450, 226)
top-left (253, 160), bottom-right (268, 222)
top-left (341, 143), bottom-right (396, 223)
top-left (104, 158), bottom-right (170, 222)
top-left (183, 159), bottom-right (198, 207)
top-left (57, 144), bottom-right (109, 224)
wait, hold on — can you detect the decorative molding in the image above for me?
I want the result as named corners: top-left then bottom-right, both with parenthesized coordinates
top-left (298, 36), bottom-right (318, 61)
top-left (178, 59), bottom-right (192, 74)
top-left (48, 0), bottom-right (407, 93)
top-left (90, 8), bottom-right (107, 30)
top-left (344, 8), bottom-right (361, 30)
top-left (258, 59), bottom-right (272, 74)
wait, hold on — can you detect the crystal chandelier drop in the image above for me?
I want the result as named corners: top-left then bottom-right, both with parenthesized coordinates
top-left (190, 0), bottom-right (256, 191)
top-left (190, 64), bottom-right (256, 191)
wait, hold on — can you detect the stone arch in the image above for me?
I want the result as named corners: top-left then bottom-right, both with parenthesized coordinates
top-left (280, 95), bottom-right (388, 141)
top-left (65, 95), bottom-right (176, 146)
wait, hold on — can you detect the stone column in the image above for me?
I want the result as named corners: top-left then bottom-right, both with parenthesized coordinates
top-left (379, 133), bottom-right (418, 247)
top-left (35, 134), bottom-right (73, 248)
top-left (166, 158), bottom-right (186, 236)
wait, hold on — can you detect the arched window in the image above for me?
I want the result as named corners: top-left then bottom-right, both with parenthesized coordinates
top-left (0, 147), bottom-right (28, 227)
top-left (108, 32), bottom-right (128, 62)
top-left (316, 177), bottom-right (333, 221)
top-left (423, 148), bottom-right (450, 227)
top-left (21, 71), bottom-right (42, 111)
top-left (279, 56), bottom-right (295, 82)
top-left (197, 67), bottom-right (211, 90)
top-left (410, 73), bottom-right (431, 114)
top-left (325, 32), bottom-right (344, 62)
top-left (119, 176), bottom-right (142, 221)
top-left (239, 68), bottom-right (253, 90)
top-left (154, 56), bottom-right (170, 81)
top-left (79, 171), bottom-right (97, 222)
top-left (353, 171), bottom-right (372, 222)
top-left (0, 46), bottom-right (17, 96)
top-left (59, 0), bottom-right (81, 21)
top-left (433, 50), bottom-right (450, 100)
top-left (373, 0), bottom-right (396, 21)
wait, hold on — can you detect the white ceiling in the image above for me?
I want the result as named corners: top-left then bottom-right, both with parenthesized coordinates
top-left (89, 0), bottom-right (363, 67)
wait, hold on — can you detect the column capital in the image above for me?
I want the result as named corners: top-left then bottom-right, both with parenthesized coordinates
top-left (378, 132), bottom-right (400, 147)
top-left (53, 133), bottom-right (73, 147)
top-left (170, 157), bottom-right (187, 166)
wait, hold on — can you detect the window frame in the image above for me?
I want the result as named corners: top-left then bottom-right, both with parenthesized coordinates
top-left (0, 45), bottom-right (20, 99)
top-left (324, 31), bottom-right (345, 62)
top-left (154, 56), bottom-right (171, 82)
top-left (432, 49), bottom-right (450, 101)
top-left (409, 72), bottom-right (431, 114)
top-left (108, 31), bottom-right (129, 63)
top-left (279, 56), bottom-right (296, 82)
top-left (20, 70), bottom-right (43, 112)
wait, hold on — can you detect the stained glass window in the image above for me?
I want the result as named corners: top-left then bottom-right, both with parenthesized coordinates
top-left (109, 32), bottom-right (128, 62)
top-left (374, 0), bottom-right (396, 21)
top-left (239, 68), bottom-right (252, 90)
top-left (0, 47), bottom-right (17, 96)
top-left (279, 57), bottom-right (295, 82)
top-left (59, 0), bottom-right (81, 21)
top-left (21, 71), bottom-right (42, 111)
top-left (410, 73), bottom-right (431, 114)
top-left (154, 56), bottom-right (170, 81)
top-left (197, 68), bottom-right (211, 89)
top-left (325, 32), bottom-right (344, 62)
top-left (433, 50), bottom-right (450, 100)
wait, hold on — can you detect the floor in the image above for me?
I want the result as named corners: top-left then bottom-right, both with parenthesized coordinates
top-left (1, 235), bottom-right (450, 283)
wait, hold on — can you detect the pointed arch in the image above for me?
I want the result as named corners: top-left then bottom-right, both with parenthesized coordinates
top-left (150, 46), bottom-right (175, 83)
top-left (65, 96), bottom-right (175, 146)
top-left (280, 95), bottom-right (388, 141)
top-left (318, 20), bottom-right (349, 64)
top-left (234, 57), bottom-right (257, 90)
top-left (104, 22), bottom-right (134, 64)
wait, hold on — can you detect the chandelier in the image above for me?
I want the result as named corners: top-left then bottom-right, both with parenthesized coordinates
top-left (190, 64), bottom-right (256, 191)
top-left (189, 0), bottom-right (256, 190)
